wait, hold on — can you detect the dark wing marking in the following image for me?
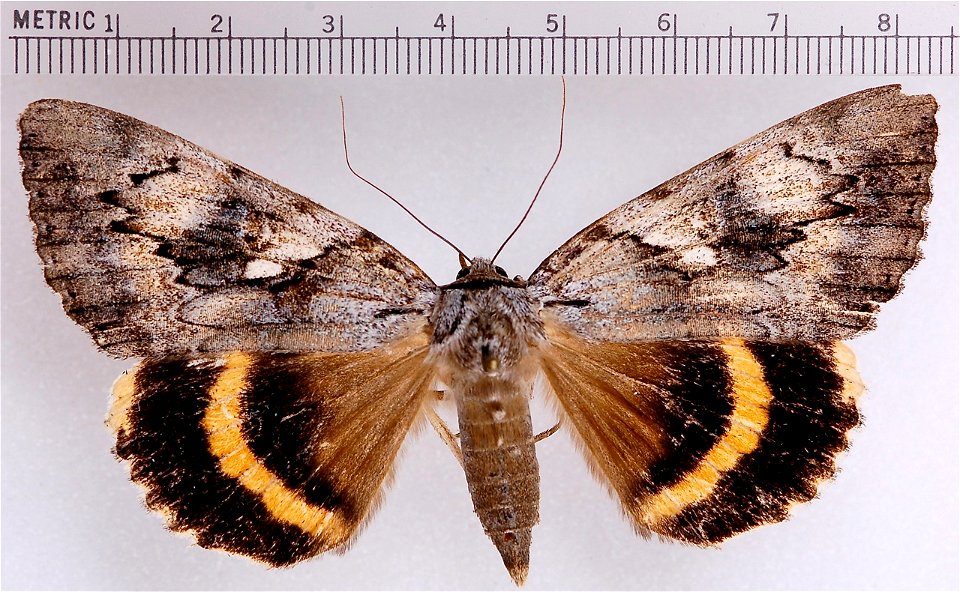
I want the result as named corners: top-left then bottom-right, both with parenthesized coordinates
top-left (20, 99), bottom-right (436, 357)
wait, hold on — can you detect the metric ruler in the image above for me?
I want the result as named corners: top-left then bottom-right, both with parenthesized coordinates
top-left (6, 3), bottom-right (959, 77)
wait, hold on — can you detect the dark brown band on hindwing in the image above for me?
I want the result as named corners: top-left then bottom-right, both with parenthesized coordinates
top-left (642, 341), bottom-right (863, 544)
top-left (629, 343), bottom-right (734, 495)
top-left (241, 354), bottom-right (356, 517)
top-left (110, 354), bottom-right (357, 566)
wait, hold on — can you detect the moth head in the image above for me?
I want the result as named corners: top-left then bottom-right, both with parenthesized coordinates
top-left (447, 258), bottom-right (523, 288)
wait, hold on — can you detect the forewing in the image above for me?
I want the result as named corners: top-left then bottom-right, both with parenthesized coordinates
top-left (539, 322), bottom-right (863, 544)
top-left (20, 99), bottom-right (436, 357)
top-left (108, 332), bottom-right (434, 566)
top-left (529, 85), bottom-right (937, 341)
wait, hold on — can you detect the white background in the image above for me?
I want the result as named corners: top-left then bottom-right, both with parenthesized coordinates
top-left (2, 4), bottom-right (958, 591)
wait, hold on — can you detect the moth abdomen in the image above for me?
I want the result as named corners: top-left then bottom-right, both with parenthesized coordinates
top-left (455, 375), bottom-right (540, 587)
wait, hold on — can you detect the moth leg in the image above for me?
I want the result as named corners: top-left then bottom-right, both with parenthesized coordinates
top-left (534, 419), bottom-right (562, 443)
top-left (425, 406), bottom-right (463, 468)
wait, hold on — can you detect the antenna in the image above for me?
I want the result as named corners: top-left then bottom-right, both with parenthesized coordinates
top-left (340, 97), bottom-right (468, 262)
top-left (491, 77), bottom-right (567, 263)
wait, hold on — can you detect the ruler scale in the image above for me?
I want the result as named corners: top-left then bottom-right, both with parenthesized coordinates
top-left (7, 7), bottom-right (958, 76)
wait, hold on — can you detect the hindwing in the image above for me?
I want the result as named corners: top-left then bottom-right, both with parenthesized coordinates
top-left (540, 322), bottom-right (863, 543)
top-left (108, 331), bottom-right (433, 565)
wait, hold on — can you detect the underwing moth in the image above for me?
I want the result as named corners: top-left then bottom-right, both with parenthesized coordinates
top-left (18, 85), bottom-right (938, 586)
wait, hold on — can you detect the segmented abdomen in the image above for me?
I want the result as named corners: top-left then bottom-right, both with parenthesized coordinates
top-left (455, 376), bottom-right (539, 581)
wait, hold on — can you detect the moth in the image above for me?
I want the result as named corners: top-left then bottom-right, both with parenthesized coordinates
top-left (19, 85), bottom-right (937, 586)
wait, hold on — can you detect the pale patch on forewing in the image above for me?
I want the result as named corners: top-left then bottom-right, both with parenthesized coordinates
top-left (679, 245), bottom-right (718, 267)
top-left (635, 339), bottom-right (773, 524)
top-left (244, 259), bottom-right (284, 279)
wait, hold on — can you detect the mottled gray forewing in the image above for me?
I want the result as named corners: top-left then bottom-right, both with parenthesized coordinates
top-left (20, 100), bottom-right (437, 357)
top-left (529, 85), bottom-right (937, 341)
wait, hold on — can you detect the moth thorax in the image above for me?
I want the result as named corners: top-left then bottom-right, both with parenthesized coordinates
top-left (430, 284), bottom-right (545, 378)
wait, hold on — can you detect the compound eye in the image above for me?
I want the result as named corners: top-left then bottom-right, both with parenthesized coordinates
top-left (456, 266), bottom-right (472, 279)
top-left (494, 266), bottom-right (508, 277)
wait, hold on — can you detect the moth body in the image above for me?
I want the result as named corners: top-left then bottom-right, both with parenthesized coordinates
top-left (430, 258), bottom-right (545, 585)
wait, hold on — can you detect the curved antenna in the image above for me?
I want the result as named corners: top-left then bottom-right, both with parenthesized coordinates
top-left (340, 97), bottom-right (468, 262)
top-left (491, 77), bottom-right (567, 263)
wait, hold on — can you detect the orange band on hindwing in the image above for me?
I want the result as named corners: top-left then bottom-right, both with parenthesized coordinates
top-left (202, 353), bottom-right (350, 540)
top-left (637, 339), bottom-right (773, 523)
